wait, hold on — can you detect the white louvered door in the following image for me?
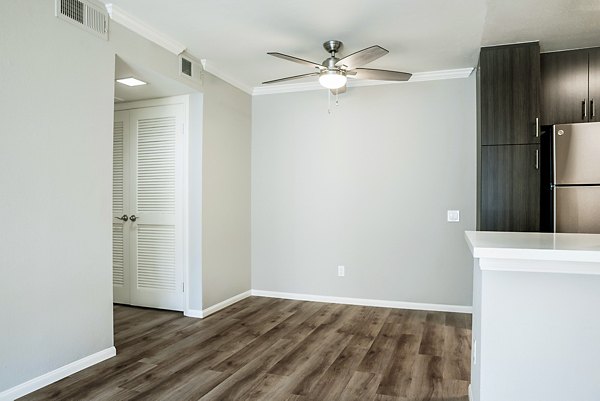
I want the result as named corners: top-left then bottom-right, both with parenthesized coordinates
top-left (112, 104), bottom-right (184, 311)
top-left (113, 111), bottom-right (130, 304)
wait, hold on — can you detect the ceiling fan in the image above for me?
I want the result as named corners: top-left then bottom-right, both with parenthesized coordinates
top-left (263, 40), bottom-right (412, 93)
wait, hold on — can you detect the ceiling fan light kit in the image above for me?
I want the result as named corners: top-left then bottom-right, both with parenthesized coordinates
top-left (319, 70), bottom-right (347, 89)
top-left (263, 40), bottom-right (412, 93)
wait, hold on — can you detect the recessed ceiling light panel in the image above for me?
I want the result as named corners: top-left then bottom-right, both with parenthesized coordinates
top-left (116, 77), bottom-right (147, 87)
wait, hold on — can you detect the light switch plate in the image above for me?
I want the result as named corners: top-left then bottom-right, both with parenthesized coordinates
top-left (337, 265), bottom-right (345, 277)
top-left (447, 210), bottom-right (460, 222)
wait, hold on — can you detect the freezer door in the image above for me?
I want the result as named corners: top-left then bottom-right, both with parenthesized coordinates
top-left (555, 186), bottom-right (600, 233)
top-left (554, 122), bottom-right (600, 184)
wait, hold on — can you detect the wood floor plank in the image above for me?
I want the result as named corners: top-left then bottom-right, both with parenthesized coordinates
top-left (199, 339), bottom-right (293, 401)
top-left (442, 326), bottom-right (471, 381)
top-left (269, 317), bottom-right (350, 377)
top-left (376, 334), bottom-right (420, 397)
top-left (286, 331), bottom-right (354, 396)
top-left (441, 379), bottom-right (470, 401)
top-left (19, 297), bottom-right (472, 401)
top-left (338, 371), bottom-right (381, 401)
top-left (418, 322), bottom-right (446, 356)
top-left (306, 336), bottom-right (373, 400)
top-left (399, 309), bottom-right (427, 336)
top-left (356, 322), bottom-right (402, 373)
top-left (406, 354), bottom-right (444, 400)
top-left (212, 301), bottom-right (324, 374)
top-left (237, 373), bottom-right (291, 401)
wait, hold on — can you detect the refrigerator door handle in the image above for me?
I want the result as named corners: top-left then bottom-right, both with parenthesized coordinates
top-left (592, 99), bottom-right (596, 118)
top-left (583, 99), bottom-right (587, 119)
top-left (535, 149), bottom-right (539, 170)
top-left (535, 117), bottom-right (539, 138)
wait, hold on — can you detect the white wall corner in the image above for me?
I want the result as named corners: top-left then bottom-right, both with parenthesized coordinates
top-left (250, 290), bottom-right (472, 314)
top-left (184, 308), bottom-right (204, 319)
top-left (104, 3), bottom-right (186, 55)
top-left (201, 60), bottom-right (254, 95)
top-left (0, 347), bottom-right (116, 401)
top-left (201, 290), bottom-right (252, 318)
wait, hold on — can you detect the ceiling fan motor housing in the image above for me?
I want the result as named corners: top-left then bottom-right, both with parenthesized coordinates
top-left (323, 40), bottom-right (343, 56)
top-left (323, 57), bottom-right (340, 70)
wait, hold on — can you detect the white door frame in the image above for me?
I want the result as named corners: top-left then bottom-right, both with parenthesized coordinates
top-left (114, 95), bottom-right (191, 314)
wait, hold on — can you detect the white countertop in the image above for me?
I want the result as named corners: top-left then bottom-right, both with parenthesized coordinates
top-left (465, 231), bottom-right (600, 264)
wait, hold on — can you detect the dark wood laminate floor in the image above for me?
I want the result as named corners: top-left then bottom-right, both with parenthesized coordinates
top-left (21, 297), bottom-right (472, 401)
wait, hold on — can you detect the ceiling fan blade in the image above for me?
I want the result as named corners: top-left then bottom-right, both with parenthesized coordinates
top-left (335, 45), bottom-right (389, 69)
top-left (262, 72), bottom-right (320, 85)
top-left (267, 52), bottom-right (324, 69)
top-left (330, 85), bottom-right (347, 95)
top-left (352, 68), bottom-right (412, 81)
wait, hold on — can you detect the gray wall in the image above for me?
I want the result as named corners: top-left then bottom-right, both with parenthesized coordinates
top-left (252, 78), bottom-right (477, 306)
top-left (202, 73), bottom-right (252, 308)
top-left (0, 1), bottom-right (114, 391)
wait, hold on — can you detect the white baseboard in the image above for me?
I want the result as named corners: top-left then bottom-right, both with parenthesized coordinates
top-left (0, 346), bottom-right (116, 401)
top-left (251, 290), bottom-right (472, 314)
top-left (201, 290), bottom-right (252, 318)
top-left (468, 384), bottom-right (473, 401)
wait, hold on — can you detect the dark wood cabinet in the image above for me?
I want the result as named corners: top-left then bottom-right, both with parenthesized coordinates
top-left (540, 50), bottom-right (589, 125)
top-left (478, 43), bottom-right (542, 232)
top-left (480, 43), bottom-right (541, 145)
top-left (480, 144), bottom-right (541, 232)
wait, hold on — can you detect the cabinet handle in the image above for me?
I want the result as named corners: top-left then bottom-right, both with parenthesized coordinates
top-left (592, 99), bottom-right (596, 118)
top-left (535, 117), bottom-right (539, 138)
top-left (535, 149), bottom-right (539, 170)
top-left (583, 99), bottom-right (587, 119)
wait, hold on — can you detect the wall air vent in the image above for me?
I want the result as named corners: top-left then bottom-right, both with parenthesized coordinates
top-left (55, 0), bottom-right (109, 40)
top-left (181, 58), bottom-right (193, 77)
top-left (179, 54), bottom-right (203, 84)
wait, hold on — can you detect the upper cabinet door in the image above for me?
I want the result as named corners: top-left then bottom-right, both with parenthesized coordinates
top-left (588, 48), bottom-right (600, 122)
top-left (541, 50), bottom-right (589, 125)
top-left (480, 43), bottom-right (540, 145)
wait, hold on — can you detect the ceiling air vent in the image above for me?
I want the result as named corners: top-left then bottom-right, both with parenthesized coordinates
top-left (55, 0), bottom-right (109, 40)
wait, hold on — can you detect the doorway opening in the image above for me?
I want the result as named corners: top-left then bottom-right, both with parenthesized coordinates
top-left (112, 56), bottom-right (199, 312)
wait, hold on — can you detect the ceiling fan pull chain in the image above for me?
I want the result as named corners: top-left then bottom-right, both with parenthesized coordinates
top-left (328, 89), bottom-right (331, 114)
top-left (335, 90), bottom-right (339, 106)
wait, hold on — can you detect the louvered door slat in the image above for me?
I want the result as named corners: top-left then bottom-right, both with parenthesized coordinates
top-left (137, 115), bottom-right (176, 214)
top-left (112, 223), bottom-right (124, 286)
top-left (112, 111), bottom-right (130, 304)
top-left (137, 225), bottom-right (176, 290)
top-left (113, 121), bottom-right (124, 214)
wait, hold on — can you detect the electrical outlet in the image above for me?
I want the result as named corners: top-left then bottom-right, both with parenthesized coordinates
top-left (337, 265), bottom-right (345, 277)
top-left (447, 210), bottom-right (460, 222)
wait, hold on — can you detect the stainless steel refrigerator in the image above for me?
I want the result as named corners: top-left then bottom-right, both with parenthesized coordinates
top-left (553, 122), bottom-right (600, 233)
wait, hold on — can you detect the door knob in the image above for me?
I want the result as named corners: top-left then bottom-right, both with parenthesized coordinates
top-left (114, 214), bottom-right (128, 222)
top-left (129, 215), bottom-right (137, 222)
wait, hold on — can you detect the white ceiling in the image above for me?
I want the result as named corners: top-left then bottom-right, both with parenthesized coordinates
top-left (114, 56), bottom-right (193, 102)
top-left (102, 0), bottom-right (600, 91)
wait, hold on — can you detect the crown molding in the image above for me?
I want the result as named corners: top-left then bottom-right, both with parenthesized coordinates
top-left (202, 60), bottom-right (254, 95)
top-left (105, 4), bottom-right (186, 55)
top-left (251, 67), bottom-right (474, 96)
